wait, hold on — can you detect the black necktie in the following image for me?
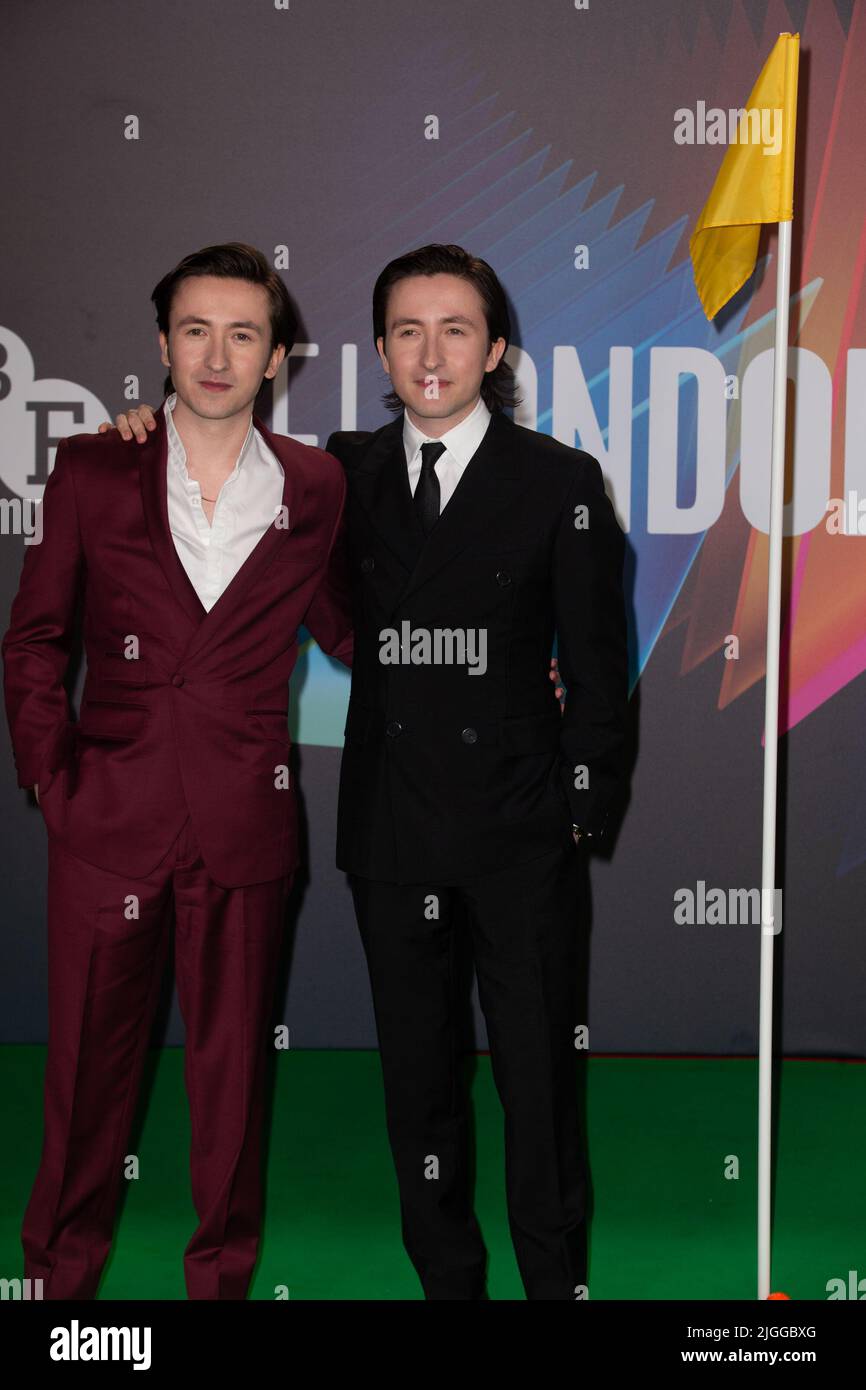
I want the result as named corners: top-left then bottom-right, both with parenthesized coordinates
top-left (415, 441), bottom-right (445, 534)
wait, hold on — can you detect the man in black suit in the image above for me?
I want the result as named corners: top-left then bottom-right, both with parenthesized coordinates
top-left (327, 244), bottom-right (629, 1299)
top-left (106, 243), bottom-right (629, 1300)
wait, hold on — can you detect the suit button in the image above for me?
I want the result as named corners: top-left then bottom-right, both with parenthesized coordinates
top-left (496, 570), bottom-right (511, 587)
top-left (386, 720), bottom-right (402, 738)
top-left (171, 673), bottom-right (185, 687)
top-left (461, 727), bottom-right (478, 744)
top-left (360, 556), bottom-right (375, 573)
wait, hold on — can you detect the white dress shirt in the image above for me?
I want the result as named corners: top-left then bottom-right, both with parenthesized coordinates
top-left (403, 394), bottom-right (491, 511)
top-left (164, 393), bottom-right (284, 612)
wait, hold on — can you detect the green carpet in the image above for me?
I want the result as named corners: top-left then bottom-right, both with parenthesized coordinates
top-left (1, 1050), bottom-right (862, 1300)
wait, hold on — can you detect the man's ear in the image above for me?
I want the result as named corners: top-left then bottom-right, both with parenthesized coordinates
top-left (376, 335), bottom-right (390, 375)
top-left (159, 331), bottom-right (170, 367)
top-left (485, 336), bottom-right (506, 373)
top-left (264, 343), bottom-right (287, 380)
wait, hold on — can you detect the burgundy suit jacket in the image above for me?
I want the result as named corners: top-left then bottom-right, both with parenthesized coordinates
top-left (1, 406), bottom-right (354, 886)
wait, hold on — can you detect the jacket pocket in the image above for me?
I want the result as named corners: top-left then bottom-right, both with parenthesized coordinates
top-left (271, 540), bottom-right (324, 564)
top-left (500, 712), bottom-right (562, 756)
top-left (77, 701), bottom-right (149, 741)
top-left (247, 709), bottom-right (290, 743)
top-left (99, 653), bottom-right (149, 685)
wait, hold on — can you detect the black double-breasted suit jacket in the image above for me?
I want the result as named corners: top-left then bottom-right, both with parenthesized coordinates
top-left (326, 408), bottom-right (629, 885)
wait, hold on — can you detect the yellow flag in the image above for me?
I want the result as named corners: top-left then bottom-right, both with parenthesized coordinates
top-left (689, 32), bottom-right (799, 321)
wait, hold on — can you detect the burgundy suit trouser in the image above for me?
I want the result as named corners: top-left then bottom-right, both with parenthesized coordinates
top-left (22, 815), bottom-right (291, 1299)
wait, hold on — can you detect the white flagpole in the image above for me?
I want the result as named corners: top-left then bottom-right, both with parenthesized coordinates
top-left (757, 214), bottom-right (792, 1300)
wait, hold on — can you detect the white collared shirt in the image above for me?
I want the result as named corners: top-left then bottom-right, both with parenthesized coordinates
top-left (164, 393), bottom-right (284, 612)
top-left (402, 394), bottom-right (491, 510)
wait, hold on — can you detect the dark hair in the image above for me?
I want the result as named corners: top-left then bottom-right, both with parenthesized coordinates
top-left (151, 242), bottom-right (297, 397)
top-left (372, 243), bottom-right (520, 413)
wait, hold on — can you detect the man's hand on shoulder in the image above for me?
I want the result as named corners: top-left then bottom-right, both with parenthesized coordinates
top-left (97, 404), bottom-right (158, 443)
top-left (549, 656), bottom-right (565, 712)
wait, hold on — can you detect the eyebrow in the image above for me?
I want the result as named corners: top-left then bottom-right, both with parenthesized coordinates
top-left (390, 315), bottom-right (477, 327)
top-left (174, 316), bottom-right (263, 332)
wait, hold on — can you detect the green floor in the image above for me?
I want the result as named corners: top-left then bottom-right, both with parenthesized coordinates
top-left (1, 1050), bottom-right (862, 1300)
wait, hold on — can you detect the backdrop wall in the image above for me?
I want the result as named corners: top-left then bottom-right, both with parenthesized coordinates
top-left (2, 0), bottom-right (864, 1054)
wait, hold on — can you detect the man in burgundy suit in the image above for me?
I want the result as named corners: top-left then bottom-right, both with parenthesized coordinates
top-left (1, 242), bottom-right (353, 1299)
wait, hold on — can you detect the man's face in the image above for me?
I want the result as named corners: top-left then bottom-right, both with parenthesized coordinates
top-left (376, 273), bottom-right (506, 432)
top-left (159, 275), bottom-right (285, 420)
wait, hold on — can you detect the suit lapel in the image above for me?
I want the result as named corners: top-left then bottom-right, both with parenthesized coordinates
top-left (138, 405), bottom-right (307, 661)
top-left (353, 410), bottom-right (529, 607)
top-left (139, 408), bottom-right (207, 629)
top-left (352, 417), bottom-right (427, 576)
top-left (180, 414), bottom-right (307, 662)
top-left (399, 411), bottom-right (526, 602)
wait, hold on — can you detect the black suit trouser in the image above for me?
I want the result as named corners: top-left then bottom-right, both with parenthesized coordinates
top-left (350, 843), bottom-right (587, 1300)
